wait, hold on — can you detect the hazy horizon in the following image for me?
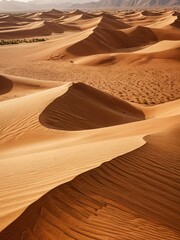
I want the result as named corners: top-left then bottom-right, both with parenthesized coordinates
top-left (0, 0), bottom-right (96, 2)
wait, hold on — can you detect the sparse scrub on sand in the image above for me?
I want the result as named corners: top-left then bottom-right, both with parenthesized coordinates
top-left (0, 38), bottom-right (47, 46)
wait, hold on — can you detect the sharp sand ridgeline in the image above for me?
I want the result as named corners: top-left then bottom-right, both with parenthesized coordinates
top-left (0, 8), bottom-right (180, 240)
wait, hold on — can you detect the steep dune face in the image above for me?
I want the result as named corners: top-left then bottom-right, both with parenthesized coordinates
top-left (0, 75), bottom-right (13, 95)
top-left (67, 26), bottom-right (155, 56)
top-left (123, 26), bottom-right (158, 43)
top-left (171, 14), bottom-right (180, 28)
top-left (66, 15), bottom-right (133, 56)
top-left (0, 8), bottom-right (180, 238)
top-left (0, 74), bottom-right (59, 101)
top-left (80, 12), bottom-right (98, 20)
top-left (69, 9), bottom-right (84, 16)
top-left (0, 21), bottom-right (65, 39)
top-left (142, 10), bottom-right (163, 16)
top-left (39, 83), bottom-right (144, 131)
top-left (98, 13), bottom-right (131, 29)
top-left (66, 12), bottom-right (180, 57)
top-left (1, 127), bottom-right (179, 240)
top-left (40, 9), bottom-right (64, 19)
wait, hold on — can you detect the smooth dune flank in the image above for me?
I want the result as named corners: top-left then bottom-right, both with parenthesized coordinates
top-left (0, 7), bottom-right (180, 240)
top-left (0, 127), bottom-right (180, 240)
top-left (39, 83), bottom-right (144, 130)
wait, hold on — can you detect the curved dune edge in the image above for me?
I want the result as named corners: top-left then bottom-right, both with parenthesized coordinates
top-left (0, 9), bottom-right (180, 237)
top-left (0, 126), bottom-right (179, 240)
top-left (0, 75), bottom-right (13, 95)
top-left (0, 73), bottom-right (60, 101)
top-left (0, 81), bottom-right (179, 231)
top-left (58, 20), bottom-right (179, 58)
top-left (0, 21), bottom-right (65, 39)
top-left (39, 82), bottom-right (144, 131)
top-left (74, 40), bottom-right (180, 66)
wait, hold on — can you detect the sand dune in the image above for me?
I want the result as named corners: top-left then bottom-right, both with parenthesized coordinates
top-left (0, 14), bottom-right (30, 23)
top-left (136, 40), bottom-right (180, 54)
top-left (39, 83), bottom-right (144, 130)
top-left (123, 25), bottom-right (157, 42)
top-left (98, 14), bottom-right (131, 29)
top-left (76, 40), bottom-right (180, 67)
top-left (142, 10), bottom-right (163, 16)
top-left (0, 73), bottom-right (59, 101)
top-left (0, 20), bottom-right (66, 39)
top-left (69, 9), bottom-right (84, 16)
top-left (0, 125), bottom-right (179, 240)
top-left (0, 76), bottom-right (179, 232)
top-left (67, 26), bottom-right (155, 56)
top-left (40, 9), bottom-right (64, 19)
top-left (66, 18), bottom-right (179, 56)
top-left (147, 13), bottom-right (178, 28)
top-left (171, 14), bottom-right (180, 28)
top-left (80, 12), bottom-right (97, 20)
top-left (0, 8), bottom-right (180, 239)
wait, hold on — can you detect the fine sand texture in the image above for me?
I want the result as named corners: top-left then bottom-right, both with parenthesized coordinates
top-left (0, 8), bottom-right (180, 240)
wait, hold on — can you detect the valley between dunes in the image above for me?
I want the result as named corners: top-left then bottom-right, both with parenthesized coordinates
top-left (0, 8), bottom-right (180, 240)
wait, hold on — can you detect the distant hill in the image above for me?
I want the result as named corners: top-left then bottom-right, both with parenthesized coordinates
top-left (0, 0), bottom-right (179, 13)
top-left (73, 0), bottom-right (180, 9)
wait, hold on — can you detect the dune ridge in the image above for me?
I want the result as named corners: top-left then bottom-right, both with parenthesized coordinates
top-left (0, 8), bottom-right (180, 239)
top-left (0, 127), bottom-right (180, 240)
top-left (0, 73), bottom-right (60, 101)
top-left (0, 75), bottom-right (179, 232)
top-left (39, 82), bottom-right (144, 130)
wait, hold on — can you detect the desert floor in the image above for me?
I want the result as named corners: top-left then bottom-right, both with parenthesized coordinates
top-left (0, 8), bottom-right (180, 240)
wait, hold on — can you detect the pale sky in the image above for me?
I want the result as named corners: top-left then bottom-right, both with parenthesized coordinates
top-left (2, 0), bottom-right (93, 2)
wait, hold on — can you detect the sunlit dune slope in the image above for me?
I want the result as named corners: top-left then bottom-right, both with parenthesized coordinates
top-left (0, 9), bottom-right (180, 237)
top-left (0, 74), bottom-right (59, 101)
top-left (0, 127), bottom-right (179, 240)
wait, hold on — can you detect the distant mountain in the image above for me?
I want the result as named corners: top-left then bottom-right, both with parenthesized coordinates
top-left (0, 0), bottom-right (179, 13)
top-left (73, 0), bottom-right (180, 9)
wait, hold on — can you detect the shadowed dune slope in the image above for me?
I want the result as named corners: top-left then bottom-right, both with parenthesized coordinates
top-left (40, 9), bottom-right (64, 19)
top-left (39, 83), bottom-right (144, 131)
top-left (0, 21), bottom-right (65, 39)
top-left (98, 14), bottom-right (131, 29)
top-left (171, 15), bottom-right (180, 28)
top-left (67, 27), bottom-right (151, 56)
top-left (123, 25), bottom-right (158, 42)
top-left (142, 10), bottom-right (162, 16)
top-left (1, 128), bottom-right (179, 240)
top-left (0, 74), bottom-right (60, 101)
top-left (67, 22), bottom-right (179, 56)
top-left (0, 15), bottom-right (31, 23)
top-left (80, 12), bottom-right (98, 20)
top-left (69, 9), bottom-right (84, 16)
top-left (0, 75), bottom-right (13, 95)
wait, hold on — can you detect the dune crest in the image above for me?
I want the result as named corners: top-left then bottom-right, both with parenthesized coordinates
top-left (0, 8), bottom-right (180, 239)
top-left (39, 82), bottom-right (144, 131)
top-left (0, 126), bottom-right (180, 240)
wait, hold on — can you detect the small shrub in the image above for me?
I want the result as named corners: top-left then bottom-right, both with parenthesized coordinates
top-left (0, 38), bottom-right (47, 46)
